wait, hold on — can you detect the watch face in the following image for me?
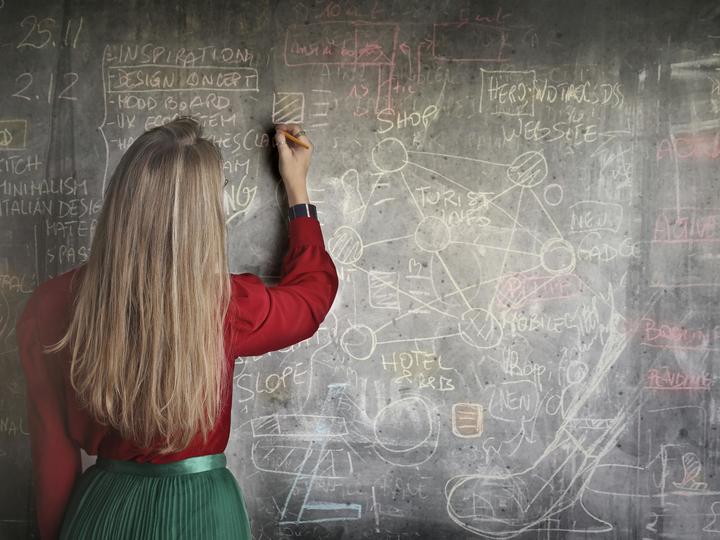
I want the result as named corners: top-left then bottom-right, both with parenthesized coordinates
top-left (289, 204), bottom-right (316, 219)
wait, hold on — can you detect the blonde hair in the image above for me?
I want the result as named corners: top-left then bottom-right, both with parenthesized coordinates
top-left (46, 117), bottom-right (232, 454)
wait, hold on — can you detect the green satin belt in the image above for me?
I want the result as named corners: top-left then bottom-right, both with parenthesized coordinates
top-left (95, 453), bottom-right (227, 476)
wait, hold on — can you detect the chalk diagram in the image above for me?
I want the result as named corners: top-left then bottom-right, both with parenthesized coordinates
top-left (249, 381), bottom-right (440, 525)
top-left (328, 137), bottom-right (718, 537)
top-left (324, 138), bottom-right (631, 537)
top-left (248, 135), bottom-right (717, 536)
top-left (331, 136), bottom-right (586, 379)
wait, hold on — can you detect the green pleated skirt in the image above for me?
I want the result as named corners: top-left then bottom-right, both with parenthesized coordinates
top-left (59, 453), bottom-right (251, 539)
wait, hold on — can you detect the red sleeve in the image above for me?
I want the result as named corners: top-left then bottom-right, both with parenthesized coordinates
top-left (228, 216), bottom-right (339, 357)
top-left (16, 297), bottom-right (81, 540)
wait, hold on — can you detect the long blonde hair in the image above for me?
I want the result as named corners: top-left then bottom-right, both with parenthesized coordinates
top-left (46, 117), bottom-right (232, 454)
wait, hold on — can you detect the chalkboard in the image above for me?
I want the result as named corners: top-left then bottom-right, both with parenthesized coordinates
top-left (3, 0), bottom-right (720, 538)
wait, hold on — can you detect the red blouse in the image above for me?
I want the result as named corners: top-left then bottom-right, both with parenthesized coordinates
top-left (15, 216), bottom-right (339, 540)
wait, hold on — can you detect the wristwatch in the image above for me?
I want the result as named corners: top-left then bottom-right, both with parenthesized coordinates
top-left (288, 203), bottom-right (317, 220)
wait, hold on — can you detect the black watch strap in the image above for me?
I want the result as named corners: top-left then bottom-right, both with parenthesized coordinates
top-left (288, 203), bottom-right (317, 220)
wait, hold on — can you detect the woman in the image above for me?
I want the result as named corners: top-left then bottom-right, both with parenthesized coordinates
top-left (15, 117), bottom-right (338, 539)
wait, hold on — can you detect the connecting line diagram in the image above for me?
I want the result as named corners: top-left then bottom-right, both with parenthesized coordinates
top-left (245, 134), bottom-right (715, 536)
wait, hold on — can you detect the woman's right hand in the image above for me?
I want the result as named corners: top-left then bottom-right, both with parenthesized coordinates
top-left (274, 123), bottom-right (312, 205)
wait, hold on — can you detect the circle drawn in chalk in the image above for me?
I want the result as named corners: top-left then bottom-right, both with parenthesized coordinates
top-left (372, 137), bottom-right (408, 172)
top-left (340, 324), bottom-right (376, 361)
top-left (496, 275), bottom-right (524, 307)
top-left (502, 275), bottom-right (523, 295)
top-left (0, 129), bottom-right (12, 147)
top-left (374, 396), bottom-right (433, 452)
top-left (372, 395), bottom-right (439, 467)
top-left (540, 238), bottom-right (576, 275)
top-left (328, 226), bottom-right (363, 264)
top-left (543, 183), bottom-right (563, 206)
top-left (506, 151), bottom-right (548, 188)
top-left (566, 361), bottom-right (588, 384)
top-left (414, 216), bottom-right (451, 252)
top-left (458, 308), bottom-right (503, 350)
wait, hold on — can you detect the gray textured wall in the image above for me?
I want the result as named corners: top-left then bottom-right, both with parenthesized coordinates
top-left (3, 1), bottom-right (720, 538)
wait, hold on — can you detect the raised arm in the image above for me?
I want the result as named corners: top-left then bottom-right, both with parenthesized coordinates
top-left (226, 124), bottom-right (338, 357)
top-left (228, 215), bottom-right (338, 357)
